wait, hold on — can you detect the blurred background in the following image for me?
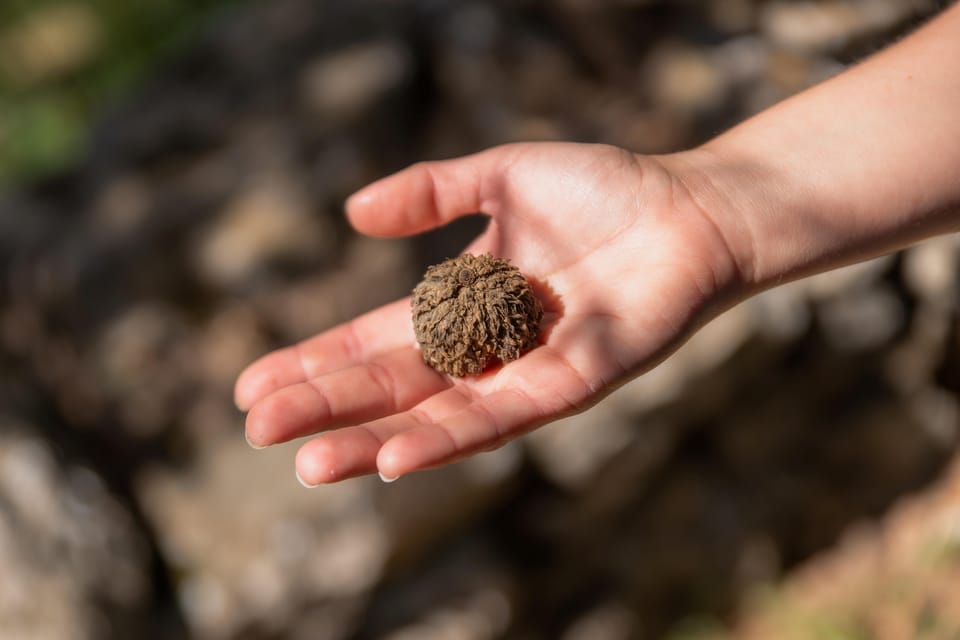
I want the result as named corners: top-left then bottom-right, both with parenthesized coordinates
top-left (1, 0), bottom-right (958, 638)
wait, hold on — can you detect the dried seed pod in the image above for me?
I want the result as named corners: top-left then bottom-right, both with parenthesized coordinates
top-left (412, 254), bottom-right (543, 376)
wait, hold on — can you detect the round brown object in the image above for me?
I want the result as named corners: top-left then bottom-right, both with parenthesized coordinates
top-left (412, 254), bottom-right (543, 376)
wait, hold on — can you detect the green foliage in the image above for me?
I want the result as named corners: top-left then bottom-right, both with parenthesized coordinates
top-left (0, 0), bottom-right (248, 186)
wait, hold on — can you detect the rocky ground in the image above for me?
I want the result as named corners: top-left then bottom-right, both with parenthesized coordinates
top-left (1, 1), bottom-right (958, 638)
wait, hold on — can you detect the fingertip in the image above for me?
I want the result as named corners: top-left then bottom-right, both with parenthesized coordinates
top-left (234, 375), bottom-right (257, 412)
top-left (376, 428), bottom-right (439, 479)
top-left (296, 469), bottom-right (318, 489)
top-left (245, 432), bottom-right (268, 450)
top-left (245, 389), bottom-right (304, 449)
top-left (233, 364), bottom-right (256, 411)
top-left (244, 401), bottom-right (271, 449)
top-left (296, 439), bottom-right (337, 485)
top-left (345, 179), bottom-right (391, 235)
top-left (345, 185), bottom-right (375, 218)
top-left (345, 152), bottom-right (495, 238)
top-left (233, 350), bottom-right (294, 411)
top-left (375, 444), bottom-right (405, 481)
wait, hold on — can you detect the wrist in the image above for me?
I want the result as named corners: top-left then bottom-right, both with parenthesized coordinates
top-left (654, 146), bottom-right (772, 300)
top-left (671, 5), bottom-right (960, 297)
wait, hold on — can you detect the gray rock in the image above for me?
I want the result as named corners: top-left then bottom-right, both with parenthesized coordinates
top-left (195, 173), bottom-right (337, 289)
top-left (0, 423), bottom-right (151, 640)
top-left (300, 40), bottom-right (413, 123)
top-left (761, 0), bottom-right (936, 53)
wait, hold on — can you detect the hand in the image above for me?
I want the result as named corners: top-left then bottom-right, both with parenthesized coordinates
top-left (234, 142), bottom-right (743, 483)
top-left (240, 2), bottom-right (960, 484)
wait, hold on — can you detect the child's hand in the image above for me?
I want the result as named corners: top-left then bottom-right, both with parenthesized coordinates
top-left (234, 143), bottom-right (742, 483)
top-left (237, 3), bottom-right (960, 484)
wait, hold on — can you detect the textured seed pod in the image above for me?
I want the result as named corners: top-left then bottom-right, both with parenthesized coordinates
top-left (412, 254), bottom-right (543, 377)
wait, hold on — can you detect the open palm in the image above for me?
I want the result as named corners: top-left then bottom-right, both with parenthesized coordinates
top-left (235, 143), bottom-right (740, 483)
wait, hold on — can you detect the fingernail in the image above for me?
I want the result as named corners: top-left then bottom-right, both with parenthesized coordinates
top-left (296, 469), bottom-right (317, 489)
top-left (245, 433), bottom-right (267, 450)
top-left (378, 471), bottom-right (400, 483)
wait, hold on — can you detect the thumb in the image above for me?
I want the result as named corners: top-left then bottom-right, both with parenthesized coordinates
top-left (345, 146), bottom-right (512, 237)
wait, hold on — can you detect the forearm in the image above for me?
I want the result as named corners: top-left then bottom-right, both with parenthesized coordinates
top-left (679, 3), bottom-right (960, 294)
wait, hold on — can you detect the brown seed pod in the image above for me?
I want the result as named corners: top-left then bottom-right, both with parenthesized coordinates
top-left (412, 254), bottom-right (543, 377)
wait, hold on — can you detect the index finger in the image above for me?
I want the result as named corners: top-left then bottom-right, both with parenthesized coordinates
top-left (234, 298), bottom-right (415, 410)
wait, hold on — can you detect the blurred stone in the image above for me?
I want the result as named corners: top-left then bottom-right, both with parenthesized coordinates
top-left (309, 138), bottom-right (374, 197)
top-left (751, 284), bottom-right (812, 341)
top-left (0, 3), bottom-right (103, 86)
top-left (623, 300), bottom-right (756, 415)
top-left (91, 175), bottom-right (152, 235)
top-left (761, 2), bottom-right (861, 53)
top-left (910, 388), bottom-right (959, 448)
top-left (435, 48), bottom-right (501, 109)
top-left (98, 304), bottom-right (188, 386)
top-left (712, 36), bottom-right (769, 86)
top-left (707, 0), bottom-right (756, 34)
top-left (646, 44), bottom-right (729, 113)
top-left (301, 40), bottom-right (412, 121)
top-left (0, 302), bottom-right (45, 358)
top-left (289, 601), bottom-right (368, 640)
top-left (510, 37), bottom-right (584, 113)
top-left (442, 4), bottom-right (501, 53)
top-left (96, 302), bottom-right (193, 437)
top-left (0, 423), bottom-right (150, 640)
top-left (766, 50), bottom-right (817, 93)
top-left (138, 430), bottom-right (519, 639)
top-left (196, 303), bottom-right (269, 392)
top-left (377, 450), bottom-right (521, 570)
top-left (883, 294), bottom-right (954, 394)
top-left (506, 116), bottom-right (567, 143)
top-left (182, 395), bottom-right (242, 445)
top-left (817, 284), bottom-right (904, 351)
top-left (761, 0), bottom-right (935, 53)
top-left (196, 173), bottom-right (336, 288)
top-left (761, 50), bottom-right (844, 107)
top-left (384, 588), bottom-right (511, 640)
top-left (675, 301), bottom-right (757, 373)
top-left (137, 434), bottom-right (385, 639)
top-left (803, 254), bottom-right (894, 300)
top-left (903, 236), bottom-right (960, 302)
top-left (525, 403), bottom-right (636, 489)
top-left (459, 443), bottom-right (524, 486)
top-left (561, 601), bottom-right (638, 640)
top-left (598, 102), bottom-right (690, 154)
top-left (254, 235), bottom-right (414, 340)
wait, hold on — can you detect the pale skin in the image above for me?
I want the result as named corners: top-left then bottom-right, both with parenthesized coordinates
top-left (236, 4), bottom-right (960, 484)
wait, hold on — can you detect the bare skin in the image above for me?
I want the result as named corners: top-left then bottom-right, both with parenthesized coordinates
top-left (236, 4), bottom-right (960, 484)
